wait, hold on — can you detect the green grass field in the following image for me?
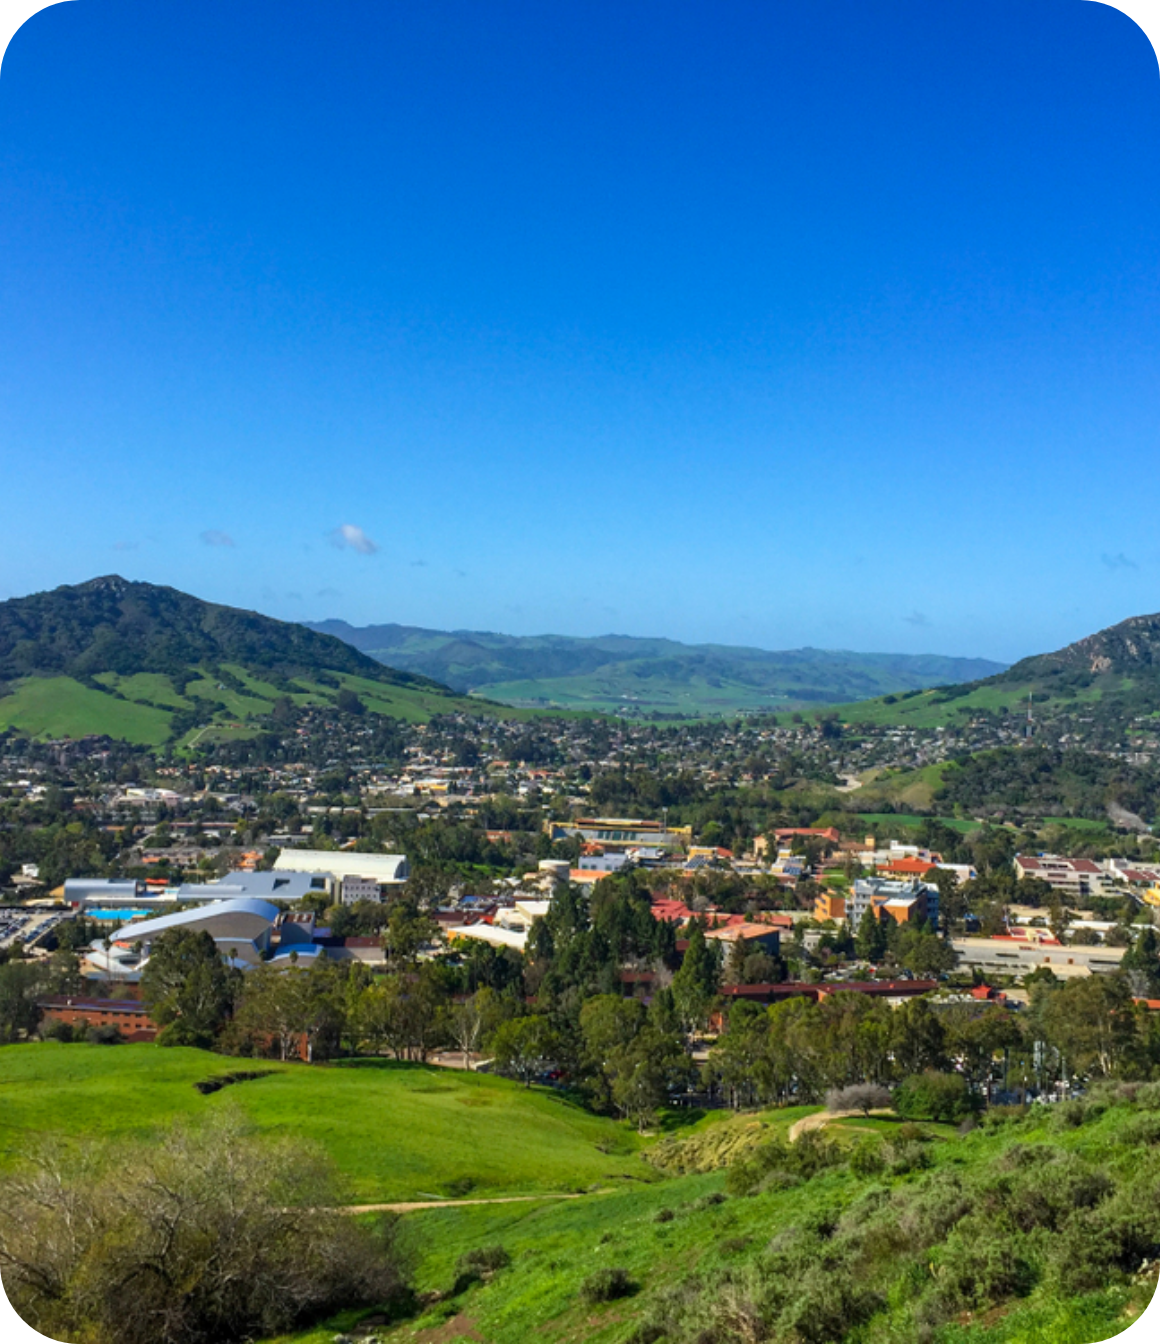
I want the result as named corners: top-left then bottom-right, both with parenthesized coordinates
top-left (856, 812), bottom-right (982, 833)
top-left (0, 661), bottom-right (542, 746)
top-left (0, 676), bottom-right (174, 745)
top-left (0, 1045), bottom-right (648, 1202)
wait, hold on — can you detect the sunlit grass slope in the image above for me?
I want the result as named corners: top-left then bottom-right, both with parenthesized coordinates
top-left (0, 1044), bottom-right (648, 1203)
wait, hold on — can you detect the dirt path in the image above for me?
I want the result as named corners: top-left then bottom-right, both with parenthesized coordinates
top-left (787, 1108), bottom-right (892, 1142)
top-left (344, 1191), bottom-right (593, 1214)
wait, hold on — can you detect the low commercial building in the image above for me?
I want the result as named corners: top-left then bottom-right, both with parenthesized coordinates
top-left (37, 994), bottom-right (157, 1042)
top-left (951, 934), bottom-right (1125, 978)
top-left (272, 849), bottom-right (409, 890)
top-left (546, 818), bottom-right (691, 852)
top-left (1014, 855), bottom-right (1119, 900)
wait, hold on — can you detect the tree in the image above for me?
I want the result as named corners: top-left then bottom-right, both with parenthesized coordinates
top-left (448, 986), bottom-right (508, 1070)
top-left (0, 962), bottom-right (45, 1043)
top-left (896, 924), bottom-right (958, 977)
top-left (1120, 925), bottom-right (1160, 997)
top-left (945, 1006), bottom-right (1022, 1098)
top-left (231, 963), bottom-right (343, 1062)
top-left (895, 1070), bottom-right (976, 1123)
top-left (824, 1082), bottom-right (892, 1116)
top-left (491, 1015), bottom-right (556, 1086)
top-left (608, 1026), bottom-right (693, 1131)
top-left (890, 997), bottom-right (947, 1077)
top-left (580, 994), bottom-right (648, 1109)
top-left (854, 909), bottom-right (888, 963)
top-left (671, 925), bottom-right (719, 1033)
top-left (140, 929), bottom-right (239, 1047)
top-left (1037, 975), bottom-right (1138, 1079)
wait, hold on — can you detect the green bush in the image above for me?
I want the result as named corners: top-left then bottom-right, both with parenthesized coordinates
top-left (934, 1222), bottom-right (1037, 1310)
top-left (455, 1244), bottom-right (510, 1277)
top-left (895, 1071), bottom-right (975, 1123)
top-left (848, 1137), bottom-right (886, 1178)
top-left (39, 1017), bottom-right (75, 1043)
top-left (579, 1266), bottom-right (636, 1303)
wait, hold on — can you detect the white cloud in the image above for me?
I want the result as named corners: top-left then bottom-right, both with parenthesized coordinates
top-left (330, 523), bottom-right (379, 555)
top-left (200, 529), bottom-right (235, 547)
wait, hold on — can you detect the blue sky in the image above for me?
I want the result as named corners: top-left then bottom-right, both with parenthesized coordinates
top-left (0, 0), bottom-right (1158, 663)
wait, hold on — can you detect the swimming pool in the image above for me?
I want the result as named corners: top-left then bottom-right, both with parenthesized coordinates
top-left (85, 908), bottom-right (156, 922)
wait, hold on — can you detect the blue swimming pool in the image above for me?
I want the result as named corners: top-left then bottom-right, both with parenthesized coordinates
top-left (86, 908), bottom-right (156, 922)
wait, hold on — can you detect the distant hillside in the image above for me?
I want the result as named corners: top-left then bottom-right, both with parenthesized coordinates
top-left (822, 609), bottom-right (1160, 742)
top-left (0, 577), bottom-right (487, 746)
top-left (999, 612), bottom-right (1160, 685)
top-left (307, 619), bottom-right (1007, 715)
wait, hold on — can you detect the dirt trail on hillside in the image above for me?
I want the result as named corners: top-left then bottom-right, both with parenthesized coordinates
top-left (787, 1109), bottom-right (891, 1142)
top-left (344, 1191), bottom-right (593, 1214)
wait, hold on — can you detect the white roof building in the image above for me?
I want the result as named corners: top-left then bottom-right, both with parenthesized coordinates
top-left (83, 899), bottom-right (279, 982)
top-left (273, 850), bottom-right (409, 885)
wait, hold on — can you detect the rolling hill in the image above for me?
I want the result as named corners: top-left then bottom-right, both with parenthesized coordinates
top-left (821, 610), bottom-right (1160, 741)
top-left (0, 577), bottom-right (492, 745)
top-left (306, 619), bottom-right (1007, 715)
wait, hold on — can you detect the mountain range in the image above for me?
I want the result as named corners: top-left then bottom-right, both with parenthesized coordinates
top-left (3, 576), bottom-right (1158, 747)
top-left (305, 619), bottom-right (1007, 715)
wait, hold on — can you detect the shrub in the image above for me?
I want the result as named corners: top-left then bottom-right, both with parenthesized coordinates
top-left (935, 1222), bottom-right (1036, 1310)
top-left (693, 1192), bottom-right (726, 1211)
top-left (0, 1114), bottom-right (408, 1344)
top-left (1120, 1114), bottom-right (1160, 1147)
top-left (39, 1017), bottom-right (74, 1043)
top-left (884, 1141), bottom-right (931, 1176)
top-left (849, 1137), bottom-right (886, 1178)
top-left (455, 1244), bottom-right (510, 1278)
top-left (84, 1024), bottom-right (123, 1045)
top-left (774, 1265), bottom-right (885, 1344)
top-left (579, 1267), bottom-right (636, 1303)
top-left (653, 1207), bottom-right (675, 1223)
top-left (725, 1131), bottom-right (841, 1197)
top-left (1134, 1081), bottom-right (1160, 1110)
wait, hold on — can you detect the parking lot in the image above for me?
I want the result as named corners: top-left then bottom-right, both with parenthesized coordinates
top-left (0, 907), bottom-right (70, 951)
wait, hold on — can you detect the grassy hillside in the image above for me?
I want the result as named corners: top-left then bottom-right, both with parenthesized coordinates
top-left (5, 1044), bottom-right (1159, 1344)
top-left (310, 619), bottom-right (1007, 715)
top-left (266, 1089), bottom-right (1160, 1344)
top-left (817, 611), bottom-right (1160, 739)
top-left (0, 1044), bottom-right (648, 1203)
top-left (0, 577), bottom-right (526, 742)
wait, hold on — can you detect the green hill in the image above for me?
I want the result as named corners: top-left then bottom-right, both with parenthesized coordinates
top-left (0, 576), bottom-right (498, 744)
top-left (0, 1044), bottom-right (647, 1203)
top-left (814, 610), bottom-right (1160, 741)
top-left (307, 619), bottom-right (1007, 716)
top-left (280, 1087), bottom-right (1156, 1344)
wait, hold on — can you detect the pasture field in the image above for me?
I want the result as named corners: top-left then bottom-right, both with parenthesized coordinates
top-left (0, 1044), bottom-right (648, 1203)
top-left (0, 676), bottom-right (173, 745)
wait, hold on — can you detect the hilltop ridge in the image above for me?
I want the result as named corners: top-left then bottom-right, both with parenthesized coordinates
top-left (307, 617), bottom-right (1007, 715)
top-left (0, 578), bottom-right (487, 745)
